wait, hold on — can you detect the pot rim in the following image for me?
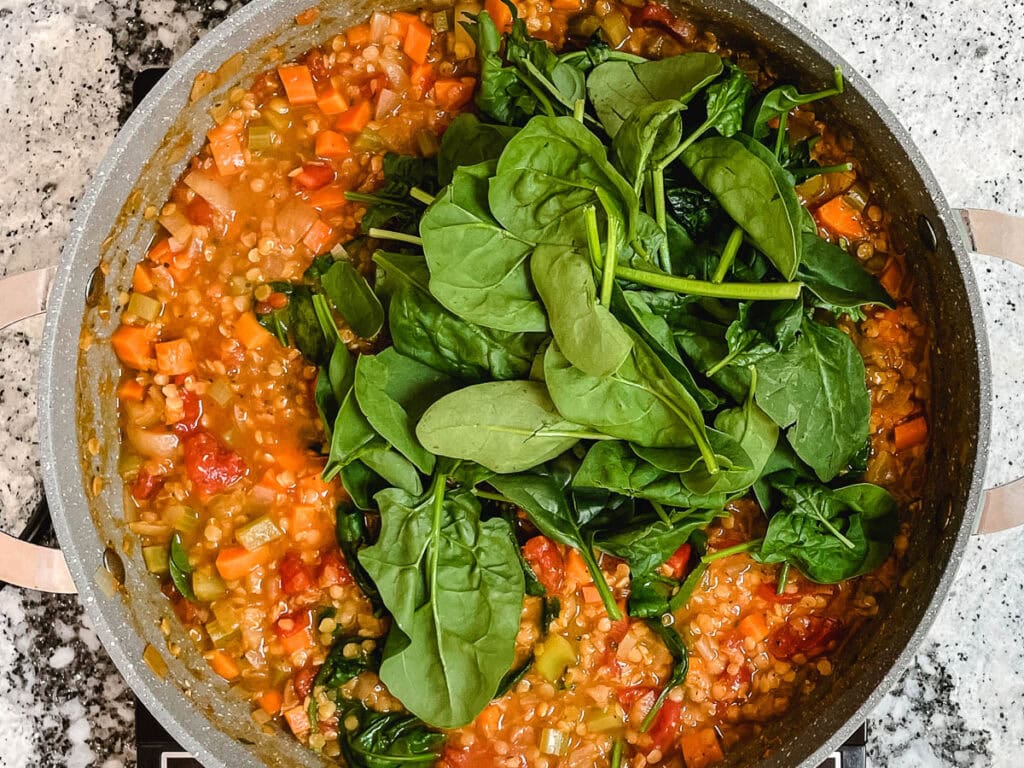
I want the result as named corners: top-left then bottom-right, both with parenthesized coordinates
top-left (36, 0), bottom-right (992, 765)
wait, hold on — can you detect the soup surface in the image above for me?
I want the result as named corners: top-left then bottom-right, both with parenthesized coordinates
top-left (109, 1), bottom-right (928, 766)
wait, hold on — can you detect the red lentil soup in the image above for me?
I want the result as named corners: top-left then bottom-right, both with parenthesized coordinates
top-left (110, 1), bottom-right (929, 766)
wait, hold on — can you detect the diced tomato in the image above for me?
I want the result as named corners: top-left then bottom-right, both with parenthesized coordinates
top-left (648, 699), bottom-right (683, 754)
top-left (185, 197), bottom-right (215, 227)
top-left (679, 727), bottom-right (725, 768)
top-left (318, 549), bottom-right (354, 587)
top-left (662, 542), bottom-right (692, 580)
top-left (131, 467), bottom-right (164, 501)
top-left (522, 536), bottom-right (565, 594)
top-left (279, 550), bottom-right (316, 595)
top-left (629, 1), bottom-right (696, 44)
top-left (174, 390), bottom-right (203, 435)
top-left (275, 610), bottom-right (310, 639)
top-left (602, 617), bottom-right (633, 670)
top-left (335, 100), bottom-right (372, 134)
top-left (293, 162), bottom-right (335, 190)
top-left (438, 744), bottom-right (493, 768)
top-left (293, 665), bottom-right (316, 698)
top-left (183, 431), bottom-right (247, 496)
top-left (768, 616), bottom-right (844, 660)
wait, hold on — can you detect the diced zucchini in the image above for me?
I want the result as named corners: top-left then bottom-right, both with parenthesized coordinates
top-left (600, 11), bottom-right (629, 47)
top-left (142, 545), bottom-right (170, 574)
top-left (247, 124), bottom-right (275, 152)
top-left (206, 619), bottom-right (241, 647)
top-left (584, 707), bottom-right (624, 734)
top-left (192, 566), bottom-right (227, 602)
top-left (535, 634), bottom-right (577, 683)
top-left (236, 514), bottom-right (283, 551)
top-left (168, 505), bottom-right (201, 534)
top-left (433, 10), bottom-right (449, 31)
top-left (539, 728), bottom-right (569, 756)
top-left (211, 600), bottom-right (240, 632)
top-left (262, 108), bottom-right (291, 134)
top-left (126, 292), bottom-right (163, 322)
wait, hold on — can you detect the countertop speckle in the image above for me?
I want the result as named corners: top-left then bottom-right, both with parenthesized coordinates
top-left (0, 0), bottom-right (1022, 766)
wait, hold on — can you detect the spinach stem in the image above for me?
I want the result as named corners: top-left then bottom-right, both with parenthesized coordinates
top-left (343, 191), bottom-right (383, 204)
top-left (582, 546), bottom-right (622, 621)
top-left (584, 206), bottom-right (603, 271)
top-left (573, 98), bottom-right (585, 123)
top-left (311, 293), bottom-right (341, 344)
top-left (703, 538), bottom-right (764, 563)
top-left (656, 115), bottom-right (713, 173)
top-left (600, 213), bottom-right (618, 306)
top-left (711, 225), bottom-right (744, 284)
top-left (368, 228), bottom-right (423, 246)
top-left (640, 685), bottom-right (672, 732)
top-left (515, 62), bottom-right (558, 117)
top-left (610, 738), bottom-right (624, 768)
top-left (776, 562), bottom-right (791, 595)
top-left (816, 514), bottom-right (856, 549)
top-left (668, 561), bottom-right (707, 612)
top-left (427, 473), bottom-right (447, 591)
top-left (409, 186), bottom-right (435, 205)
top-left (651, 501), bottom-right (672, 526)
top-left (652, 169), bottom-right (671, 271)
top-left (473, 488), bottom-right (515, 505)
top-left (614, 265), bottom-right (803, 301)
top-left (774, 110), bottom-right (789, 159)
top-left (789, 162), bottom-right (853, 178)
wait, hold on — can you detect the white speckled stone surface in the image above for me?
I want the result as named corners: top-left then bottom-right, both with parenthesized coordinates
top-left (0, 0), bottom-right (1022, 766)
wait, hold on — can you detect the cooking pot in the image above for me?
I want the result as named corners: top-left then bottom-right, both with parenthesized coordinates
top-left (1, 0), bottom-right (1023, 765)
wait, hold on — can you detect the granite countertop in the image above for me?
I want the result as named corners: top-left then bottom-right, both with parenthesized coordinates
top-left (0, 0), bottom-right (1022, 765)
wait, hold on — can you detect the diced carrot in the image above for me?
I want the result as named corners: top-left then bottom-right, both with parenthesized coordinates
top-left (484, 0), bottom-right (513, 33)
top-left (302, 219), bottom-right (334, 255)
top-left (345, 22), bottom-right (372, 48)
top-left (295, 6), bottom-right (319, 25)
top-left (308, 185), bottom-right (349, 210)
top-left (257, 689), bottom-right (283, 716)
top-left (410, 62), bottom-right (435, 95)
top-left (256, 467), bottom-right (285, 494)
top-left (879, 257), bottom-right (903, 299)
top-left (565, 547), bottom-right (591, 585)
top-left (389, 11), bottom-right (419, 36)
top-left (580, 583), bottom-right (603, 604)
top-left (335, 100), bottom-right (372, 133)
top-left (154, 338), bottom-right (195, 376)
top-left (208, 650), bottom-right (240, 681)
top-left (236, 311), bottom-right (273, 349)
top-left (477, 703), bottom-right (503, 739)
top-left (434, 77), bottom-right (476, 111)
top-left (283, 706), bottom-right (311, 735)
top-left (132, 264), bottom-right (154, 293)
top-left (279, 623), bottom-right (312, 655)
top-left (315, 129), bottom-right (350, 158)
top-left (679, 727), bottom-right (725, 768)
top-left (317, 86), bottom-right (348, 115)
top-left (147, 238), bottom-right (172, 265)
top-left (293, 162), bottom-right (335, 190)
top-left (551, 0), bottom-right (581, 9)
top-left (117, 379), bottom-right (146, 402)
top-left (277, 64), bottom-right (318, 105)
top-left (208, 132), bottom-right (245, 176)
top-left (816, 196), bottom-right (866, 241)
top-left (894, 416), bottom-right (928, 451)
top-left (289, 505), bottom-right (319, 535)
top-left (112, 325), bottom-right (155, 371)
top-left (403, 19), bottom-right (433, 65)
top-left (738, 612), bottom-right (770, 643)
top-left (216, 545), bottom-right (273, 581)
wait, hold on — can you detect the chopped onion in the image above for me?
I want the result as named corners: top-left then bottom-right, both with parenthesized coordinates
top-left (125, 423), bottom-right (179, 458)
top-left (158, 209), bottom-right (193, 244)
top-left (275, 198), bottom-right (318, 245)
top-left (381, 58), bottom-right (410, 90)
top-left (539, 728), bottom-right (569, 757)
top-left (208, 376), bottom-right (234, 407)
top-left (375, 88), bottom-right (403, 119)
top-left (184, 170), bottom-right (235, 215)
top-left (370, 11), bottom-right (390, 42)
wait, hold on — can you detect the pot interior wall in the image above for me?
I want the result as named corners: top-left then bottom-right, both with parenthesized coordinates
top-left (53, 0), bottom-right (987, 766)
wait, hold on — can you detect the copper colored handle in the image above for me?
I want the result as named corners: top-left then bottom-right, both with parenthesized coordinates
top-left (0, 267), bottom-right (76, 593)
top-left (958, 208), bottom-right (1024, 534)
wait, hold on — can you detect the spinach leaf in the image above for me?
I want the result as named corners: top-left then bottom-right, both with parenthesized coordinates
top-left (504, 11), bottom-right (588, 114)
top-left (755, 315), bottom-right (870, 481)
top-left (682, 136), bottom-right (802, 280)
top-left (339, 705), bottom-right (446, 768)
top-left (336, 502), bottom-right (384, 613)
top-left (798, 233), bottom-right (893, 315)
top-left (612, 99), bottom-right (685, 190)
top-left (386, 264), bottom-right (543, 382)
top-left (340, 460), bottom-right (379, 510)
top-left (587, 53), bottom-right (723, 137)
top-left (353, 153), bottom-right (438, 235)
top-left (664, 182), bottom-right (723, 241)
top-left (359, 483), bottom-right (524, 728)
top-left (755, 477), bottom-right (897, 583)
top-left (257, 283), bottom-right (332, 367)
top-left (416, 380), bottom-right (594, 473)
top-left (594, 508), bottom-right (718, 575)
top-left (314, 340), bottom-right (354, 441)
top-left (321, 260), bottom-right (385, 339)
top-left (309, 635), bottom-right (382, 727)
top-left (359, 444), bottom-right (424, 495)
top-left (324, 390), bottom-right (377, 481)
top-left (437, 114), bottom-right (519, 186)
top-left (702, 61), bottom-right (754, 137)
top-left (488, 473), bottom-right (621, 619)
top-left (169, 532), bottom-right (195, 600)
top-left (466, 9), bottom-right (531, 126)
top-left (490, 116), bottom-right (638, 247)
top-left (573, 441), bottom-right (727, 508)
top-left (544, 329), bottom-right (716, 469)
top-left (745, 67), bottom-right (844, 140)
top-left (531, 244), bottom-right (632, 377)
top-left (354, 349), bottom-right (457, 475)
top-left (420, 161), bottom-right (546, 333)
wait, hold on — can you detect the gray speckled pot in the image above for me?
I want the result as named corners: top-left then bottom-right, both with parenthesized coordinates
top-left (31, 0), bottom-right (993, 766)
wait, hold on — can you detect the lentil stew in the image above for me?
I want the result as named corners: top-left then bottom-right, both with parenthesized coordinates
top-left (110, 2), bottom-right (929, 766)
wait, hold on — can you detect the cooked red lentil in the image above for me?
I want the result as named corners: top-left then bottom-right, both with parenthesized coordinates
top-left (112, 1), bottom-right (929, 766)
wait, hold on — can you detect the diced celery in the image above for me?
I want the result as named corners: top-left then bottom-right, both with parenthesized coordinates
top-left (584, 707), bottom-right (624, 734)
top-left (236, 514), bottom-right (283, 551)
top-left (192, 566), bottom-right (227, 602)
top-left (535, 634), bottom-right (577, 683)
top-left (206, 619), bottom-right (241, 647)
top-left (212, 600), bottom-right (240, 632)
top-left (262, 108), bottom-right (291, 134)
top-left (539, 728), bottom-right (569, 756)
top-left (126, 292), bottom-right (163, 322)
top-left (433, 10), bottom-right (449, 31)
top-left (247, 124), bottom-right (275, 152)
top-left (600, 11), bottom-right (629, 47)
top-left (142, 545), bottom-right (170, 574)
top-left (168, 505), bottom-right (201, 534)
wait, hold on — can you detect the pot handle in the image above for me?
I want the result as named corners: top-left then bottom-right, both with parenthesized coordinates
top-left (958, 208), bottom-right (1024, 534)
top-left (0, 266), bottom-right (76, 593)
